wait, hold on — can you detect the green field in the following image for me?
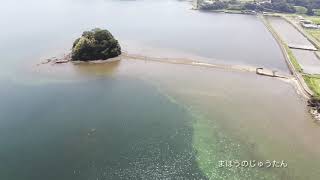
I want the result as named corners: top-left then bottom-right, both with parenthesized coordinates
top-left (304, 16), bottom-right (320, 24)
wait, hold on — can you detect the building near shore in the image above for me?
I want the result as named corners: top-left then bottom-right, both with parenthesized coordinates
top-left (298, 17), bottom-right (320, 29)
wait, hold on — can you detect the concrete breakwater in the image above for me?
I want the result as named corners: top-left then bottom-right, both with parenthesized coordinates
top-left (288, 44), bottom-right (318, 51)
top-left (256, 67), bottom-right (288, 78)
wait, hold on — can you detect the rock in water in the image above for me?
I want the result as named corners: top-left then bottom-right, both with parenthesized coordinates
top-left (71, 28), bottom-right (121, 61)
top-left (87, 128), bottom-right (97, 136)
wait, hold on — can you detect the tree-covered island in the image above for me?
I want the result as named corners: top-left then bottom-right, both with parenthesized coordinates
top-left (71, 28), bottom-right (121, 61)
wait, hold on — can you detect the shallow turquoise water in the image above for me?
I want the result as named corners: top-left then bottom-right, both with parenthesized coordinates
top-left (0, 76), bottom-right (207, 179)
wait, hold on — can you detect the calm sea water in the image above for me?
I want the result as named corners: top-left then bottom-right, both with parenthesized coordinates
top-left (0, 0), bottom-right (320, 179)
top-left (0, 0), bottom-right (288, 71)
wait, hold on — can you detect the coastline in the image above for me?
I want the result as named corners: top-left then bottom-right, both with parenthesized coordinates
top-left (259, 14), bottom-right (314, 99)
top-left (259, 13), bottom-right (320, 120)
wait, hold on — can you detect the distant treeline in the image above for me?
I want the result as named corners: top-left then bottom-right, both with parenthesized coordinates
top-left (199, 0), bottom-right (320, 15)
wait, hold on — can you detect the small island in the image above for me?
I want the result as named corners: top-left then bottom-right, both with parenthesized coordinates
top-left (71, 28), bottom-right (121, 61)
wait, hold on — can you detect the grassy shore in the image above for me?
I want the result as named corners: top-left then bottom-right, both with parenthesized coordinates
top-left (303, 75), bottom-right (320, 97)
top-left (284, 45), bottom-right (303, 72)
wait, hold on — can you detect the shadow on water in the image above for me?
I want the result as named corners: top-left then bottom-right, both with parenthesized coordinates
top-left (0, 76), bottom-right (208, 179)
